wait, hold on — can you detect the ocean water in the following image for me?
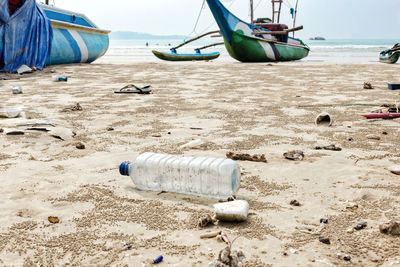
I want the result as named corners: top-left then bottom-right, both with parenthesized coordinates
top-left (101, 38), bottom-right (398, 63)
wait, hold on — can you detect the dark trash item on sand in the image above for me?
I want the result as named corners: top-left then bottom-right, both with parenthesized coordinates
top-left (343, 255), bottom-right (351, 261)
top-left (199, 214), bottom-right (214, 228)
top-left (123, 242), bottom-right (132, 250)
top-left (284, 150), bottom-right (304, 161)
top-left (354, 221), bottom-right (367, 230)
top-left (320, 218), bottom-right (328, 224)
top-left (75, 142), bottom-right (86, 150)
top-left (6, 131), bottom-right (24, 135)
top-left (315, 145), bottom-right (342, 151)
top-left (0, 128), bottom-right (3, 133)
top-left (363, 82), bottom-right (374, 89)
top-left (114, 84), bottom-right (152, 94)
top-left (388, 83), bottom-right (400, 90)
top-left (319, 236), bottom-right (331, 245)
top-left (153, 255), bottom-right (163, 264)
top-left (290, 200), bottom-right (301, 206)
top-left (26, 127), bottom-right (50, 132)
top-left (226, 152), bottom-right (267, 163)
top-left (379, 220), bottom-right (400, 235)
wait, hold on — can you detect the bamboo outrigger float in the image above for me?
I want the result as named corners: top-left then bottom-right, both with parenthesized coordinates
top-left (152, 30), bottom-right (223, 61)
top-left (205, 0), bottom-right (309, 62)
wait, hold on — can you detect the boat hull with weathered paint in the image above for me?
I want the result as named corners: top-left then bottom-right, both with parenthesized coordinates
top-left (379, 50), bottom-right (400, 64)
top-left (152, 50), bottom-right (220, 61)
top-left (40, 4), bottom-right (109, 65)
top-left (205, 0), bottom-right (309, 62)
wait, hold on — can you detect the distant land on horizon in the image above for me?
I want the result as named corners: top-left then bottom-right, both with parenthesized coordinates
top-left (110, 31), bottom-right (187, 40)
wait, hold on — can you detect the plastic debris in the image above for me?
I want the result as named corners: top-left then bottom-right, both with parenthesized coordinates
top-left (200, 231), bottom-right (222, 239)
top-left (52, 75), bottom-right (68, 82)
top-left (180, 139), bottom-right (204, 149)
top-left (315, 112), bottom-right (333, 126)
top-left (319, 236), bottom-right (330, 245)
top-left (315, 145), bottom-right (342, 151)
top-left (17, 65), bottom-right (33, 75)
top-left (12, 86), bottom-right (23, 94)
top-left (153, 255), bottom-right (163, 264)
top-left (198, 214), bottom-right (215, 228)
top-left (320, 218), bottom-right (328, 224)
top-left (290, 200), bottom-right (301, 206)
top-left (354, 221), bottom-right (367, 230)
top-left (0, 107), bottom-right (23, 118)
top-left (389, 165), bottom-right (400, 175)
top-left (284, 150), bottom-right (304, 161)
top-left (213, 200), bottom-right (249, 222)
top-left (226, 152), bottom-right (267, 163)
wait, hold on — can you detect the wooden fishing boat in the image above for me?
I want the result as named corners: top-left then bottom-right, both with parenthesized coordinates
top-left (152, 50), bottom-right (220, 61)
top-left (0, 0), bottom-right (109, 72)
top-left (152, 31), bottom-right (223, 62)
top-left (40, 4), bottom-right (110, 65)
top-left (205, 0), bottom-right (309, 62)
top-left (379, 44), bottom-right (400, 64)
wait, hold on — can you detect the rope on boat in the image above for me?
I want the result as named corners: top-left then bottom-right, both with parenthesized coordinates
top-left (187, 0), bottom-right (206, 36)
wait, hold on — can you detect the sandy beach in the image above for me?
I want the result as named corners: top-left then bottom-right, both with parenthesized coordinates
top-left (1, 61), bottom-right (400, 266)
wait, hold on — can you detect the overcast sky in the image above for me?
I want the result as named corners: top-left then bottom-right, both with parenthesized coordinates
top-left (49, 0), bottom-right (400, 39)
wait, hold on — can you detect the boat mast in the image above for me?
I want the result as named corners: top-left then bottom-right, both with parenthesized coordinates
top-left (250, 0), bottom-right (254, 24)
top-left (272, 0), bottom-right (283, 23)
top-left (292, 0), bottom-right (299, 37)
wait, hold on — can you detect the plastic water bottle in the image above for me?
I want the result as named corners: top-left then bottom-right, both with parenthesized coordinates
top-left (52, 75), bottom-right (68, 82)
top-left (119, 152), bottom-right (241, 199)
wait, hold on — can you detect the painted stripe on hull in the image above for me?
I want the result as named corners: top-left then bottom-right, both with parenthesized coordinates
top-left (59, 29), bottom-right (82, 62)
top-left (68, 29), bottom-right (89, 63)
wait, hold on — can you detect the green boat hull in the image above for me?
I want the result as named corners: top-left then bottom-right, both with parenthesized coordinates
top-left (224, 31), bottom-right (309, 62)
top-left (380, 50), bottom-right (400, 64)
top-left (152, 50), bottom-right (220, 62)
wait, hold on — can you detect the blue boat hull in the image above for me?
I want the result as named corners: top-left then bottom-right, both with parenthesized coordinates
top-left (46, 23), bottom-right (109, 65)
top-left (41, 5), bottom-right (110, 66)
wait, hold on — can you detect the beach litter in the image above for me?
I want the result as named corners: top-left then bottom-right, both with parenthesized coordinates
top-left (318, 236), bottom-right (331, 245)
top-left (198, 214), bottom-right (216, 228)
top-left (61, 103), bottom-right (82, 112)
top-left (379, 220), bottom-right (400, 235)
top-left (200, 231), bottom-right (222, 239)
top-left (226, 152), bottom-right (267, 163)
top-left (366, 135), bottom-right (381, 140)
top-left (17, 121), bottom-right (56, 127)
top-left (12, 86), bottom-right (23, 94)
top-left (315, 145), bottom-right (342, 151)
top-left (315, 112), bottom-right (333, 126)
top-left (290, 200), bottom-right (301, 206)
top-left (363, 82), bottom-right (374, 89)
top-left (48, 216), bottom-right (60, 224)
top-left (49, 127), bottom-right (75, 141)
top-left (320, 218), bottom-right (328, 224)
top-left (209, 234), bottom-right (245, 267)
top-left (153, 255), bottom-right (163, 264)
top-left (6, 131), bottom-right (24, 136)
top-left (52, 76), bottom-right (68, 82)
top-left (26, 127), bottom-right (50, 132)
top-left (17, 65), bottom-right (33, 75)
top-left (122, 242), bottom-right (132, 250)
top-left (75, 142), bottom-right (86, 150)
top-left (0, 107), bottom-right (23, 118)
top-left (389, 165), bottom-right (400, 175)
top-left (180, 139), bottom-right (205, 149)
top-left (354, 221), bottom-right (367, 230)
top-left (213, 200), bottom-right (249, 222)
top-left (284, 150), bottom-right (304, 161)
top-left (387, 82), bottom-right (400, 90)
top-left (114, 84), bottom-right (151, 94)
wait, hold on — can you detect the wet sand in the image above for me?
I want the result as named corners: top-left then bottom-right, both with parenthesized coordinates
top-left (1, 61), bottom-right (400, 266)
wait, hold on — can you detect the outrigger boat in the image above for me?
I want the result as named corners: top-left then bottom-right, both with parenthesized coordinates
top-left (152, 30), bottom-right (223, 61)
top-left (379, 44), bottom-right (400, 64)
top-left (1, 0), bottom-right (109, 72)
top-left (205, 0), bottom-right (309, 62)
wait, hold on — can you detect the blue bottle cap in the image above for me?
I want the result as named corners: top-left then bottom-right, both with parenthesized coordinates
top-left (119, 161), bottom-right (130, 176)
top-left (153, 255), bottom-right (163, 264)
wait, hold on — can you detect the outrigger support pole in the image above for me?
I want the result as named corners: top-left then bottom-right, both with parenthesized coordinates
top-left (171, 30), bottom-right (220, 51)
top-left (195, 42), bottom-right (225, 51)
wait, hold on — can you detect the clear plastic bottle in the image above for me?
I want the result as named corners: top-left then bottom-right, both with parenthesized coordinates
top-left (119, 152), bottom-right (241, 199)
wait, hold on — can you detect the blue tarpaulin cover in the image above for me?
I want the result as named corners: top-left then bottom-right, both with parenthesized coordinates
top-left (0, 0), bottom-right (52, 72)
